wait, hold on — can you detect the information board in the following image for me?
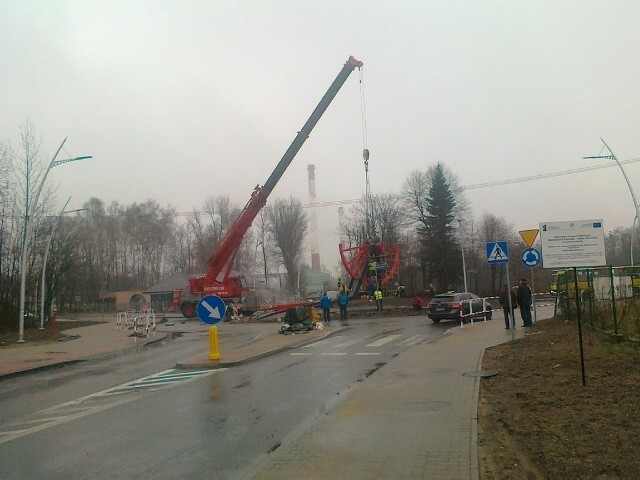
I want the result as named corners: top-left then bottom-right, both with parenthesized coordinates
top-left (539, 219), bottom-right (606, 268)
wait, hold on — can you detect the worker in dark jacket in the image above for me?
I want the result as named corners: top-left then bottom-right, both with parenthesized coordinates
top-left (499, 284), bottom-right (517, 329)
top-left (516, 278), bottom-right (533, 327)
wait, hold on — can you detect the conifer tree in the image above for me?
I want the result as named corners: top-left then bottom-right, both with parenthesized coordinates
top-left (420, 163), bottom-right (460, 290)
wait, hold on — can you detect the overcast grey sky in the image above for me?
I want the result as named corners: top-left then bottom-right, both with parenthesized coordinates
top-left (3, 1), bottom-right (640, 270)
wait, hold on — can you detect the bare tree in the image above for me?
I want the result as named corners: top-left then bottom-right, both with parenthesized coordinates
top-left (341, 193), bottom-right (406, 246)
top-left (252, 209), bottom-right (274, 287)
top-left (266, 197), bottom-right (308, 294)
top-left (476, 213), bottom-right (514, 295)
top-left (187, 195), bottom-right (242, 273)
top-left (0, 122), bottom-right (54, 326)
top-left (169, 223), bottom-right (195, 273)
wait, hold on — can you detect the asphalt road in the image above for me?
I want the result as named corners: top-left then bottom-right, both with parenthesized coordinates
top-left (0, 316), bottom-right (448, 479)
top-left (0, 307), bottom-right (554, 479)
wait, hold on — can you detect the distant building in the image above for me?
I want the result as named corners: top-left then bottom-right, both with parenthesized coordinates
top-left (99, 291), bottom-right (149, 312)
top-left (304, 268), bottom-right (333, 299)
top-left (143, 272), bottom-right (194, 313)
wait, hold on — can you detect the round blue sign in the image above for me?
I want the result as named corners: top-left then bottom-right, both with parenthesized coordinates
top-left (197, 295), bottom-right (227, 325)
top-left (521, 247), bottom-right (541, 268)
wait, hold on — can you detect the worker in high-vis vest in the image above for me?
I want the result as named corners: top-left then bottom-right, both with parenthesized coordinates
top-left (374, 288), bottom-right (383, 312)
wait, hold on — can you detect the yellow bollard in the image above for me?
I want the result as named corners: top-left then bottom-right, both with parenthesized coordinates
top-left (208, 326), bottom-right (221, 361)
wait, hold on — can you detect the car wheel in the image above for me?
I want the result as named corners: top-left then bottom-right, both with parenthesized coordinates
top-left (431, 318), bottom-right (441, 324)
top-left (486, 311), bottom-right (493, 320)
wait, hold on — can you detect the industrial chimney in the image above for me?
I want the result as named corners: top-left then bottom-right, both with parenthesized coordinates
top-left (308, 164), bottom-right (320, 271)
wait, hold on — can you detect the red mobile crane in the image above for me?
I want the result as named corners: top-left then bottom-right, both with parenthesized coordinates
top-left (176, 56), bottom-right (363, 318)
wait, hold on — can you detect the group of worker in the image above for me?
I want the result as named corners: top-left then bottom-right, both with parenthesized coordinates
top-left (320, 280), bottom-right (385, 325)
top-left (320, 290), bottom-right (350, 325)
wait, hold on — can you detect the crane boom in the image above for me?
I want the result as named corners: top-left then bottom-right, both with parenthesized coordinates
top-left (187, 56), bottom-right (363, 304)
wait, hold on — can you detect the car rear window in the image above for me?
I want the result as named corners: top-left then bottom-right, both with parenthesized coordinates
top-left (433, 295), bottom-right (455, 302)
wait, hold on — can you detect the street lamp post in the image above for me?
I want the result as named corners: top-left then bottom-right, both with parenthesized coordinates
top-left (461, 238), bottom-right (468, 292)
top-left (584, 138), bottom-right (640, 265)
top-left (18, 138), bottom-right (91, 342)
top-left (458, 219), bottom-right (468, 292)
top-left (39, 201), bottom-right (86, 329)
top-left (254, 240), bottom-right (264, 291)
top-left (39, 197), bottom-right (70, 329)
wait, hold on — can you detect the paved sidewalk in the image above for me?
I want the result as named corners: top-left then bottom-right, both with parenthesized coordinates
top-left (0, 321), bottom-right (166, 378)
top-left (248, 319), bottom-right (528, 480)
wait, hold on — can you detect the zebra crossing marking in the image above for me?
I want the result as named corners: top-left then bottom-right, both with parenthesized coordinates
top-left (0, 368), bottom-right (226, 445)
top-left (290, 333), bottom-right (429, 357)
top-left (334, 337), bottom-right (367, 348)
top-left (366, 335), bottom-right (402, 347)
top-left (302, 337), bottom-right (341, 348)
top-left (396, 334), bottom-right (427, 347)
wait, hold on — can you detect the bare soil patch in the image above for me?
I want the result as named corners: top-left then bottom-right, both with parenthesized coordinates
top-left (478, 316), bottom-right (640, 479)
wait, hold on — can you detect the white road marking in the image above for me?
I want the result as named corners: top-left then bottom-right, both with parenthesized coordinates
top-left (354, 352), bottom-right (382, 356)
top-left (0, 368), bottom-right (225, 445)
top-left (334, 337), bottom-right (366, 348)
top-left (366, 335), bottom-right (402, 347)
top-left (396, 334), bottom-right (427, 346)
top-left (302, 337), bottom-right (341, 348)
top-left (319, 352), bottom-right (347, 356)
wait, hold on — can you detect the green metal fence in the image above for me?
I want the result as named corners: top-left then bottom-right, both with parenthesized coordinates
top-left (555, 266), bottom-right (640, 339)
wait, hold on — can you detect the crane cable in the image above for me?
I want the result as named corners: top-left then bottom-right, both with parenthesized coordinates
top-left (359, 65), bottom-right (375, 237)
top-left (359, 66), bottom-right (369, 154)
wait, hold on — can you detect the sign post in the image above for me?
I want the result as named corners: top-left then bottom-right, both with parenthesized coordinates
top-left (197, 295), bottom-right (227, 361)
top-left (520, 229), bottom-right (542, 324)
top-left (540, 219), bottom-right (607, 386)
top-left (520, 229), bottom-right (541, 324)
top-left (486, 242), bottom-right (514, 340)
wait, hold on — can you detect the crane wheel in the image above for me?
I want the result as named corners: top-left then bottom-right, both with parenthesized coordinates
top-left (181, 303), bottom-right (196, 319)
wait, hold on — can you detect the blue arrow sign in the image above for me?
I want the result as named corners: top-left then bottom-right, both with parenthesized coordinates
top-left (521, 247), bottom-right (541, 268)
top-left (197, 295), bottom-right (227, 325)
top-left (486, 242), bottom-right (509, 264)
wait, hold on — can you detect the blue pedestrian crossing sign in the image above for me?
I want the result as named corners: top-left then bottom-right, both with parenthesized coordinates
top-left (486, 242), bottom-right (509, 264)
top-left (197, 295), bottom-right (227, 325)
top-left (521, 247), bottom-right (541, 268)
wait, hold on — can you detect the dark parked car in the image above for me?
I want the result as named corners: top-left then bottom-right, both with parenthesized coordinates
top-left (426, 292), bottom-right (492, 324)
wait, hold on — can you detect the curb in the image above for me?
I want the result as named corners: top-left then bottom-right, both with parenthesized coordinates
top-left (0, 359), bottom-right (86, 380)
top-left (175, 328), bottom-right (346, 370)
top-left (471, 347), bottom-right (485, 480)
top-left (0, 333), bottom-right (169, 380)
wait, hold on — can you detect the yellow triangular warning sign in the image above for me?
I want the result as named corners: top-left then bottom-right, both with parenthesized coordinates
top-left (519, 229), bottom-right (539, 248)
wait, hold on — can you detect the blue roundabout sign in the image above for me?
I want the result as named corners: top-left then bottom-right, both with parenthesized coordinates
top-left (521, 247), bottom-right (541, 268)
